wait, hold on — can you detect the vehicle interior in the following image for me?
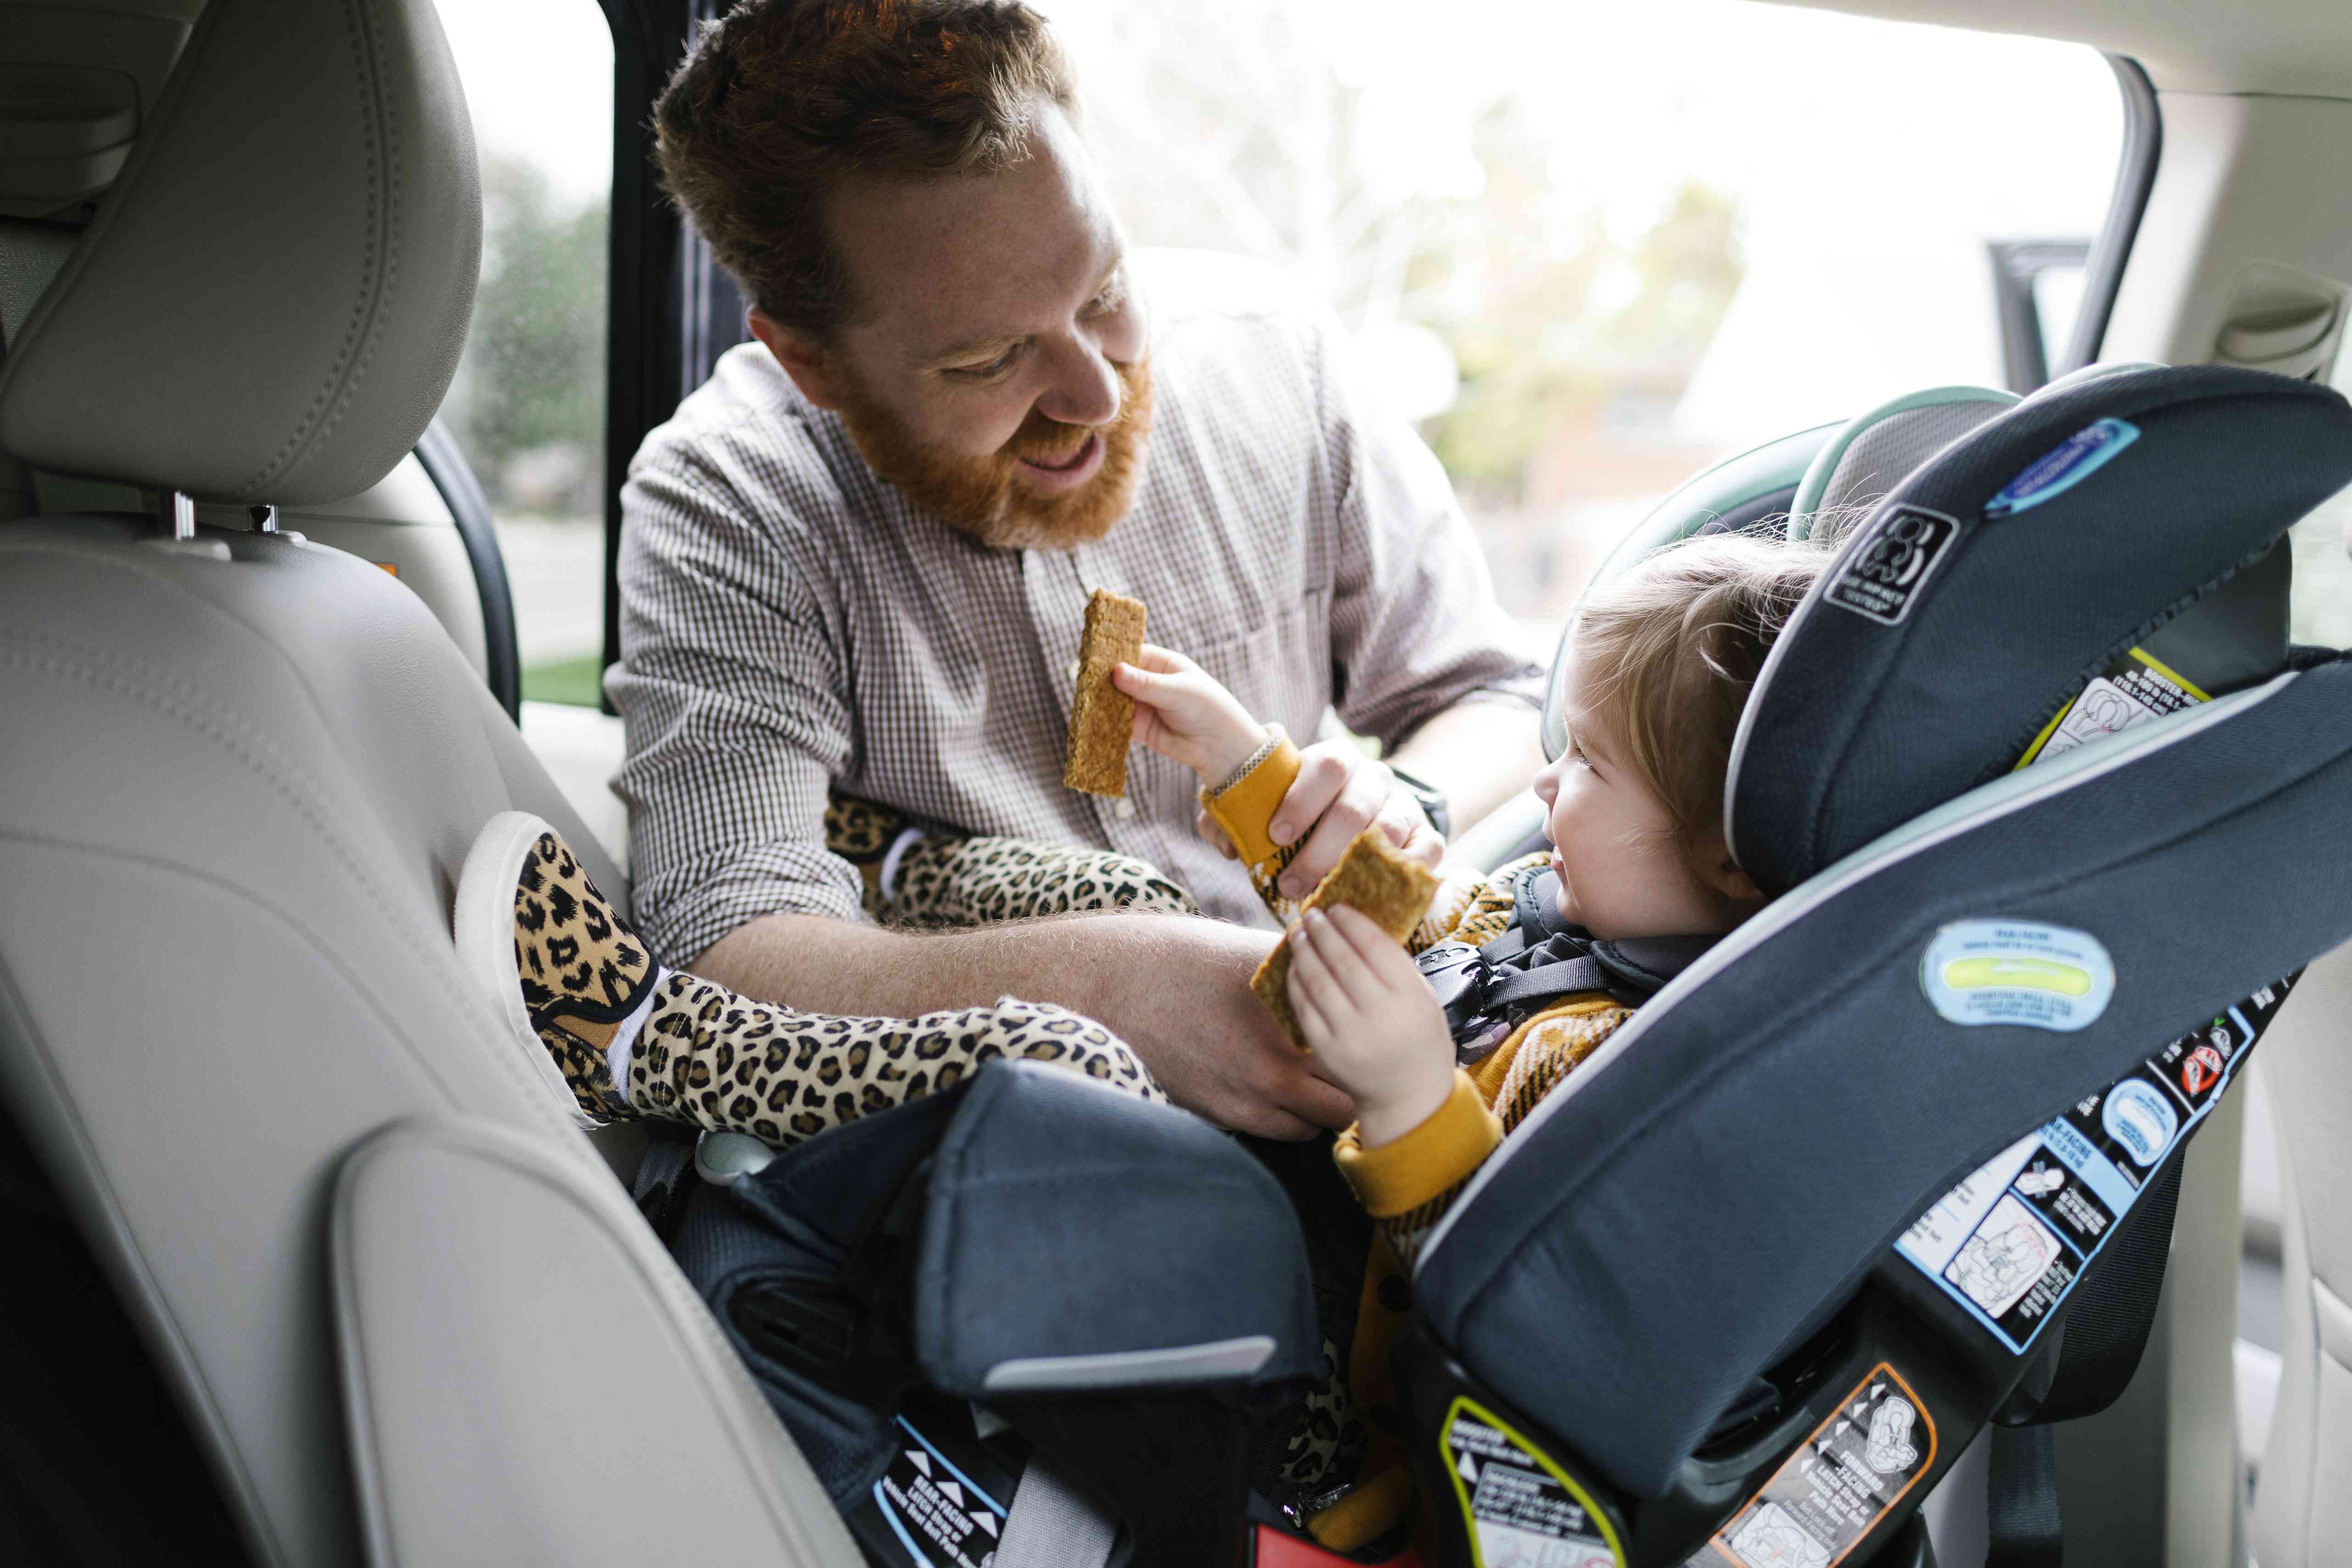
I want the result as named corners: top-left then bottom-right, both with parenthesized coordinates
top-left (1, 0), bottom-right (2349, 1566)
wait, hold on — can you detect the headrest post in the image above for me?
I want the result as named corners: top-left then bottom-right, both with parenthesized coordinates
top-left (248, 504), bottom-right (278, 534)
top-left (159, 490), bottom-right (194, 541)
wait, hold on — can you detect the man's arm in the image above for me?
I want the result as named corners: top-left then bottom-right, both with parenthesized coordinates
top-left (695, 908), bottom-right (1354, 1140)
top-left (1386, 696), bottom-right (1546, 837)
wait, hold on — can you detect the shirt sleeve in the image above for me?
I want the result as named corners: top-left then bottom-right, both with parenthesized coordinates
top-left (608, 434), bottom-right (868, 965)
top-left (1313, 322), bottom-right (1546, 747)
top-left (1331, 1071), bottom-right (1504, 1269)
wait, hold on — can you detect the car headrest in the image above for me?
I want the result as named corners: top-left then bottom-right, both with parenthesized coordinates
top-left (1728, 363), bottom-right (2352, 895)
top-left (0, 0), bottom-right (479, 506)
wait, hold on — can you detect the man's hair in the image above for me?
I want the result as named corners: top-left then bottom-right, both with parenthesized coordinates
top-left (1573, 532), bottom-right (1828, 852)
top-left (654, 0), bottom-right (1078, 338)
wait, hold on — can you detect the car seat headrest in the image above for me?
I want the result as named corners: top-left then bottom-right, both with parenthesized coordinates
top-left (0, 0), bottom-right (480, 506)
top-left (1728, 363), bottom-right (2352, 895)
top-left (1788, 385), bottom-right (2019, 538)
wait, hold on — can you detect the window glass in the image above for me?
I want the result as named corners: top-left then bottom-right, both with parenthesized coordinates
top-left (1043, 0), bottom-right (2122, 649)
top-left (2294, 354), bottom-right (2352, 648)
top-left (434, 0), bottom-right (612, 705)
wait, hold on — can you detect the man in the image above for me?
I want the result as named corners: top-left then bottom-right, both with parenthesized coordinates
top-left (614, 0), bottom-right (1544, 1139)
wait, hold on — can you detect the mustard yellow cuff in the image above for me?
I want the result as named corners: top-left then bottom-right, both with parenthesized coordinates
top-left (1200, 731), bottom-right (1303, 872)
top-left (1332, 1071), bottom-right (1502, 1218)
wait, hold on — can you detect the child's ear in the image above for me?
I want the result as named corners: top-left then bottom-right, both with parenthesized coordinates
top-left (1713, 858), bottom-right (1765, 905)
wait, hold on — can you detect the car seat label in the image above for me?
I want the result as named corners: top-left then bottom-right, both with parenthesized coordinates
top-left (1919, 921), bottom-right (2115, 1032)
top-left (1985, 418), bottom-right (2140, 518)
top-left (1894, 977), bottom-right (2295, 1353)
top-left (2013, 646), bottom-right (2208, 768)
top-left (845, 1413), bottom-right (1012, 1568)
top-left (1711, 1363), bottom-right (1935, 1568)
top-left (1440, 1397), bottom-right (1625, 1568)
top-left (1824, 506), bottom-right (1958, 626)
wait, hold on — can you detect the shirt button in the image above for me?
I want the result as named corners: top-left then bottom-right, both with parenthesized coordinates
top-left (1065, 659), bottom-right (1082, 683)
top-left (1115, 798), bottom-right (1136, 820)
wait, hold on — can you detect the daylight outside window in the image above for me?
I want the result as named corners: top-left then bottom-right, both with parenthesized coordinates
top-left (1043, 0), bottom-right (2124, 655)
top-left (435, 0), bottom-right (612, 708)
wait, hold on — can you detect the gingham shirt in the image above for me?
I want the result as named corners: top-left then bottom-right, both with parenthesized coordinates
top-left (611, 249), bottom-right (1543, 964)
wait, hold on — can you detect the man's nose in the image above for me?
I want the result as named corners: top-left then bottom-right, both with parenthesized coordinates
top-left (1033, 335), bottom-right (1121, 428)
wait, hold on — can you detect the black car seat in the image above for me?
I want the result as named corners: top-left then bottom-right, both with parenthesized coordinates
top-left (0, 1), bottom-right (871, 1565)
top-left (680, 363), bottom-right (2352, 1568)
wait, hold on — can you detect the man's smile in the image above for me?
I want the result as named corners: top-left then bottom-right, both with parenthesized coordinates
top-left (1016, 431), bottom-right (1106, 492)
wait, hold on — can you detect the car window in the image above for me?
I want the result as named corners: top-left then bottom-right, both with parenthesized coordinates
top-left (1042, 0), bottom-right (2124, 653)
top-left (434, 0), bottom-right (613, 706)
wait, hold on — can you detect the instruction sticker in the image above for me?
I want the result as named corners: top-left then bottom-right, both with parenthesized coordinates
top-left (2014, 646), bottom-right (2208, 768)
top-left (846, 1414), bottom-right (1011, 1568)
top-left (1441, 1397), bottom-right (1624, 1568)
top-left (1984, 418), bottom-right (2141, 518)
top-left (1895, 978), bottom-right (2295, 1353)
top-left (1711, 1364), bottom-right (1935, 1568)
top-left (1919, 920), bottom-right (2116, 1032)
top-left (1825, 506), bottom-right (1959, 626)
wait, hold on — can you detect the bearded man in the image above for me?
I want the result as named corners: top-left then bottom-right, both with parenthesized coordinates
top-left (613, 0), bottom-right (1546, 1139)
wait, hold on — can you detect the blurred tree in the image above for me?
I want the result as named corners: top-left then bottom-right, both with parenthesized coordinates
top-left (445, 154), bottom-right (607, 516)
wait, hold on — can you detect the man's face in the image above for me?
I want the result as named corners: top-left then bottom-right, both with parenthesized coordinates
top-left (761, 100), bottom-right (1154, 550)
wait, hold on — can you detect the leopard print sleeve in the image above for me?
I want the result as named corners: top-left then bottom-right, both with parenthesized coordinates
top-left (826, 790), bottom-right (1196, 927)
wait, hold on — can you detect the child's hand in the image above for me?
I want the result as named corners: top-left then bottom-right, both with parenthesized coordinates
top-left (1113, 645), bottom-right (1267, 784)
top-left (1284, 906), bottom-right (1457, 1146)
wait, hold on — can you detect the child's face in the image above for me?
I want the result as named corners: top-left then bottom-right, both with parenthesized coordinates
top-left (1530, 656), bottom-right (1740, 940)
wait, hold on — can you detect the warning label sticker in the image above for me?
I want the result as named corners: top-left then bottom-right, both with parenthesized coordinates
top-left (1825, 507), bottom-right (1959, 626)
top-left (2015, 646), bottom-right (2208, 768)
top-left (846, 1415), bottom-right (1010, 1568)
top-left (1896, 980), bottom-right (2294, 1353)
top-left (1711, 1364), bottom-right (1935, 1568)
top-left (1441, 1398), bottom-right (1624, 1568)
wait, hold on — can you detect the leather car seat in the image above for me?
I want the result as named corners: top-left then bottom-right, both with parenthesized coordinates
top-left (0, 1), bottom-right (860, 1565)
top-left (2249, 936), bottom-right (2352, 1566)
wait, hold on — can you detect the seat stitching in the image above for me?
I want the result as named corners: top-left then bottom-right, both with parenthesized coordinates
top-left (0, 631), bottom-right (581, 1145)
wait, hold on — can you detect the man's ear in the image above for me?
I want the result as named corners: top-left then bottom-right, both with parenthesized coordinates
top-left (747, 308), bottom-right (847, 411)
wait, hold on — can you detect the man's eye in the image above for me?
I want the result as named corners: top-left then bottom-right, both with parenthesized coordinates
top-left (949, 344), bottom-right (1023, 379)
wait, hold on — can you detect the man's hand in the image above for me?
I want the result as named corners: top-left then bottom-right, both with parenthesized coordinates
top-left (1269, 739), bottom-right (1442, 899)
top-left (1285, 906), bottom-right (1456, 1145)
top-left (1115, 916), bottom-right (1357, 1139)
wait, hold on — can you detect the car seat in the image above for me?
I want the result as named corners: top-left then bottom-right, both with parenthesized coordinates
top-left (674, 362), bottom-right (2352, 1568)
top-left (0, 1), bottom-right (873, 1564)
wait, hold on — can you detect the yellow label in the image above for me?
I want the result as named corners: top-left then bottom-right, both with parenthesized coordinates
top-left (1940, 956), bottom-right (2094, 996)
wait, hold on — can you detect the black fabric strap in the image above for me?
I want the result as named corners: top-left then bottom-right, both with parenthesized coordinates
top-left (2030, 1153), bottom-right (2183, 1422)
top-left (631, 1131), bottom-right (700, 1246)
top-left (1987, 1422), bottom-right (2063, 1568)
top-left (1481, 954), bottom-right (1608, 1012)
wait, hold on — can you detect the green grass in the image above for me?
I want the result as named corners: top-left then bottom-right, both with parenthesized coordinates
top-left (523, 653), bottom-right (605, 707)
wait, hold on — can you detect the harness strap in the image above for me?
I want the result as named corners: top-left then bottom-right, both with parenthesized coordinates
top-left (2027, 1154), bottom-right (2184, 1423)
top-left (1481, 952), bottom-right (1609, 1013)
top-left (1986, 1423), bottom-right (2063, 1568)
top-left (995, 1454), bottom-right (1119, 1568)
top-left (629, 1130), bottom-right (699, 1246)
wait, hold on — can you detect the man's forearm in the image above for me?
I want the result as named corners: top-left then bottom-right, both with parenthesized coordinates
top-left (1390, 696), bottom-right (1545, 835)
top-left (694, 907), bottom-right (1259, 1026)
top-left (692, 906), bottom-right (1352, 1139)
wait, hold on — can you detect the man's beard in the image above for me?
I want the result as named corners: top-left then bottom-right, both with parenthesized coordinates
top-left (834, 353), bottom-right (1155, 551)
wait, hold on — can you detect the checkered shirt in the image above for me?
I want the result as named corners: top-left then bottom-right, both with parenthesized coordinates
top-left (611, 249), bottom-right (1543, 964)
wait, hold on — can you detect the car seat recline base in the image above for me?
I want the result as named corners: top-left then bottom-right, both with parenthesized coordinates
top-left (674, 363), bottom-right (2352, 1568)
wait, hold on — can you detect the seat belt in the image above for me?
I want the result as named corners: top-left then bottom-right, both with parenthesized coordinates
top-left (995, 1454), bottom-right (1120, 1568)
top-left (1983, 1152), bottom-right (2185, 1567)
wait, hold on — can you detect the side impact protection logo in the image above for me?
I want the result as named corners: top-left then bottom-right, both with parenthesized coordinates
top-left (1919, 920), bottom-right (2115, 1032)
top-left (1825, 506), bottom-right (1957, 626)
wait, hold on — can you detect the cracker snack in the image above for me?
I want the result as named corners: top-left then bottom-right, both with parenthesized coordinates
top-left (1063, 588), bottom-right (1147, 797)
top-left (1251, 827), bottom-right (1441, 1047)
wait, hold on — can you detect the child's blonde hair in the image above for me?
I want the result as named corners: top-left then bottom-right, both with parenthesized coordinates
top-left (1572, 531), bottom-right (1828, 855)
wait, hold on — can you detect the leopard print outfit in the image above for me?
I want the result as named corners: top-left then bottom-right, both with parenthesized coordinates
top-left (511, 803), bottom-right (1183, 1141)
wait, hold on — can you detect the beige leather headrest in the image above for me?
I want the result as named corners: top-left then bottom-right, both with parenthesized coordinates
top-left (0, 0), bottom-right (481, 506)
